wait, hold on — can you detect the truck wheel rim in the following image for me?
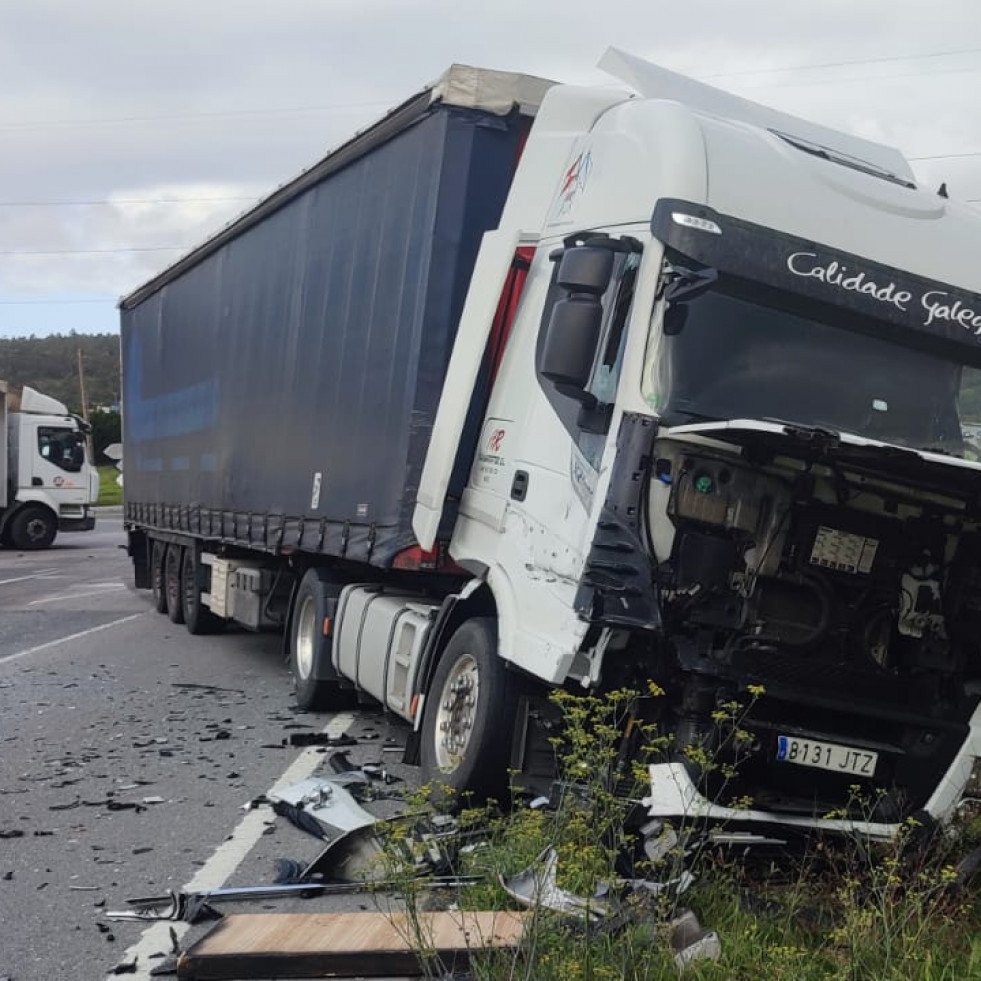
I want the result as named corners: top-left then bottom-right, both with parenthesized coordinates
top-left (433, 654), bottom-right (479, 772)
top-left (295, 595), bottom-right (317, 680)
top-left (26, 518), bottom-right (48, 542)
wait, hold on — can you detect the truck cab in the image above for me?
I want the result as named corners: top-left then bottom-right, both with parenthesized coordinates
top-left (415, 52), bottom-right (981, 837)
top-left (1, 382), bottom-right (98, 549)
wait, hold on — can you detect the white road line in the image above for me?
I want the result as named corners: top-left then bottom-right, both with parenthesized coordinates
top-left (0, 613), bottom-right (145, 667)
top-left (110, 712), bottom-right (356, 980)
top-left (0, 570), bottom-right (59, 586)
top-left (28, 583), bottom-right (126, 606)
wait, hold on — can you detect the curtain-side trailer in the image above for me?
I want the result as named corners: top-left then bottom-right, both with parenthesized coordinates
top-left (123, 54), bottom-right (981, 839)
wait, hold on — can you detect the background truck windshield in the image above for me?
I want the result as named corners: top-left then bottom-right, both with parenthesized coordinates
top-left (652, 285), bottom-right (981, 458)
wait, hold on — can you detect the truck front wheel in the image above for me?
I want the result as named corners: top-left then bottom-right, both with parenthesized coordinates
top-left (8, 506), bottom-right (57, 550)
top-left (165, 545), bottom-right (185, 624)
top-left (289, 570), bottom-right (357, 711)
top-left (420, 617), bottom-right (517, 802)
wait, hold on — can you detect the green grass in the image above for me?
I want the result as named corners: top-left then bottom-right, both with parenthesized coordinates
top-left (377, 690), bottom-right (981, 981)
top-left (97, 465), bottom-right (123, 506)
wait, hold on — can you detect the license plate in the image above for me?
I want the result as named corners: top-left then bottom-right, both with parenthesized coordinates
top-left (776, 736), bottom-right (878, 777)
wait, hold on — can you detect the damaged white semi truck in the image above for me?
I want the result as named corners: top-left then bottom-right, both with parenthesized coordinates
top-left (122, 51), bottom-right (981, 840)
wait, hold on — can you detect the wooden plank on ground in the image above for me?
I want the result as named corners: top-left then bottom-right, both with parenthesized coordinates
top-left (177, 910), bottom-right (528, 979)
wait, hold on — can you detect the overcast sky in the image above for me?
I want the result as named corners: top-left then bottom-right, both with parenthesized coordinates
top-left (1, 0), bottom-right (980, 338)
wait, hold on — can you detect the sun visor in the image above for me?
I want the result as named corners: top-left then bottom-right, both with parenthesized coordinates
top-left (653, 198), bottom-right (981, 364)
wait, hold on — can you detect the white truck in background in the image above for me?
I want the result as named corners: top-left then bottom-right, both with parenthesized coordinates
top-left (0, 381), bottom-right (98, 549)
top-left (123, 50), bottom-right (981, 841)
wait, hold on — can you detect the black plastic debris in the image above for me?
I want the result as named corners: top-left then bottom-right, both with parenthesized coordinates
top-left (110, 958), bottom-right (137, 974)
top-left (270, 799), bottom-right (330, 842)
top-left (273, 858), bottom-right (307, 884)
top-left (171, 683), bottom-right (244, 695)
top-left (329, 751), bottom-right (358, 773)
top-left (0, 830), bottom-right (24, 839)
top-left (287, 732), bottom-right (357, 748)
top-left (106, 801), bottom-right (147, 813)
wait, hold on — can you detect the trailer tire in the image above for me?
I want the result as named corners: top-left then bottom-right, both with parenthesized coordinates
top-left (165, 544), bottom-right (185, 625)
top-left (181, 548), bottom-right (225, 635)
top-left (289, 570), bottom-right (357, 712)
top-left (8, 506), bottom-right (57, 550)
top-left (420, 617), bottom-right (516, 803)
top-left (151, 541), bottom-right (168, 614)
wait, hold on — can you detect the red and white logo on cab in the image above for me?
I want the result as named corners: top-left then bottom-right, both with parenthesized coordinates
top-left (488, 428), bottom-right (506, 453)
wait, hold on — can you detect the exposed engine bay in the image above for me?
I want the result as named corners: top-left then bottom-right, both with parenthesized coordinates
top-left (644, 425), bottom-right (981, 822)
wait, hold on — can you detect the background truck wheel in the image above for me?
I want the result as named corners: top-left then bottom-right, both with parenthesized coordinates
top-left (289, 569), bottom-right (357, 711)
top-left (420, 617), bottom-right (517, 802)
top-left (150, 541), bottom-right (168, 614)
top-left (165, 544), bottom-right (185, 624)
top-left (8, 506), bottom-right (57, 550)
top-left (181, 548), bottom-right (225, 635)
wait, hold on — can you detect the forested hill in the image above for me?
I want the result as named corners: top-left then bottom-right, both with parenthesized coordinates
top-left (0, 333), bottom-right (120, 413)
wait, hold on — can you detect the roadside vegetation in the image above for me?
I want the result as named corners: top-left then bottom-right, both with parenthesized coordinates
top-left (97, 465), bottom-right (123, 506)
top-left (376, 688), bottom-right (981, 980)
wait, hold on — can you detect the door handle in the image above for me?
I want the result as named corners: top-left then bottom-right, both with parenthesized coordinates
top-left (510, 470), bottom-right (529, 502)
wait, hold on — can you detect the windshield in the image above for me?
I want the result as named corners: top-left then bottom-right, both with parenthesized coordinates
top-left (647, 283), bottom-right (981, 458)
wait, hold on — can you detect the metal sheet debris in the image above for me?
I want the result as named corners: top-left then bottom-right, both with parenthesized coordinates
top-left (269, 778), bottom-right (378, 833)
top-left (500, 848), bottom-right (612, 921)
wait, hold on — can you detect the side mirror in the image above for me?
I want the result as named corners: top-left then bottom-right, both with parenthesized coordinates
top-left (556, 246), bottom-right (615, 295)
top-left (540, 296), bottom-right (603, 393)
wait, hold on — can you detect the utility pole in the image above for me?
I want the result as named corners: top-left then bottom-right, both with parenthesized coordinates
top-left (77, 347), bottom-right (95, 462)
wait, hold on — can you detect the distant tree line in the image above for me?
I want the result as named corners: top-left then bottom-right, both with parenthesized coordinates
top-left (0, 332), bottom-right (119, 410)
top-left (1, 332), bottom-right (121, 463)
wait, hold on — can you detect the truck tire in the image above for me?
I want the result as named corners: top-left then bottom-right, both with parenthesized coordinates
top-left (165, 544), bottom-right (185, 625)
top-left (8, 506), bottom-right (57, 550)
top-left (420, 617), bottom-right (517, 802)
top-left (181, 548), bottom-right (225, 635)
top-left (151, 541), bottom-right (168, 614)
top-left (289, 569), bottom-right (357, 711)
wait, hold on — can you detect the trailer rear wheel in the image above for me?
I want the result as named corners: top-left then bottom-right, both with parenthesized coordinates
top-left (181, 548), bottom-right (225, 635)
top-left (9, 506), bottom-right (57, 550)
top-left (150, 541), bottom-right (168, 614)
top-left (165, 544), bottom-right (185, 624)
top-left (289, 569), bottom-right (357, 711)
top-left (420, 617), bottom-right (516, 802)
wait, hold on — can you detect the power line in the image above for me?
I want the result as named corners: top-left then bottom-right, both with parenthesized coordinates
top-left (4, 45), bottom-right (981, 133)
top-left (0, 100), bottom-right (391, 131)
top-left (0, 297), bottom-right (116, 305)
top-left (732, 62), bottom-right (981, 91)
top-left (0, 246), bottom-right (184, 256)
top-left (701, 44), bottom-right (981, 79)
top-left (0, 196), bottom-right (257, 207)
top-left (909, 150), bottom-right (981, 162)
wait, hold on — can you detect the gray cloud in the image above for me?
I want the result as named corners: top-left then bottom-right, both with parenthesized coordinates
top-left (1, 0), bottom-right (980, 335)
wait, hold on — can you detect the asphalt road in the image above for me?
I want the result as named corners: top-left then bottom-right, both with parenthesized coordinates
top-left (0, 515), bottom-right (415, 981)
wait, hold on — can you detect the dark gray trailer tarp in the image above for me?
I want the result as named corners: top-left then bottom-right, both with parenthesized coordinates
top-left (121, 86), bottom-right (538, 566)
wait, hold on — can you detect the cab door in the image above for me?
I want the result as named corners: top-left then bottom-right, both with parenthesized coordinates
top-left (28, 421), bottom-right (89, 503)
